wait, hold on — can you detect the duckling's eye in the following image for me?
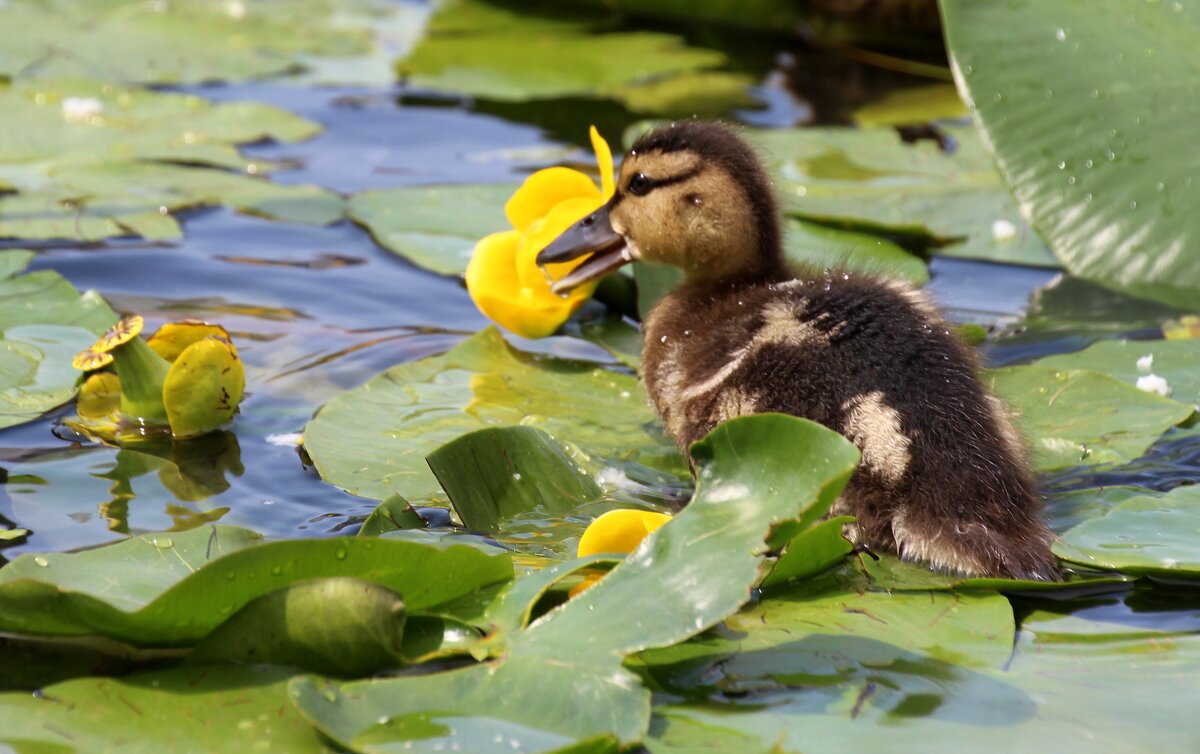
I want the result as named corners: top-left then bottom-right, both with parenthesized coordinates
top-left (628, 172), bottom-right (651, 196)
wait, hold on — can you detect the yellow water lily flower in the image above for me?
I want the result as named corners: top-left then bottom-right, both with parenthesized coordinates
top-left (466, 127), bottom-right (616, 338)
top-left (570, 508), bottom-right (672, 597)
top-left (70, 316), bottom-right (245, 442)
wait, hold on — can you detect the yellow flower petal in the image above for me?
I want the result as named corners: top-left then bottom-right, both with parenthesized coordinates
top-left (590, 126), bottom-right (615, 200)
top-left (577, 509), bottom-right (672, 557)
top-left (504, 167), bottom-right (600, 233)
top-left (467, 231), bottom-right (573, 339)
top-left (516, 195), bottom-right (606, 291)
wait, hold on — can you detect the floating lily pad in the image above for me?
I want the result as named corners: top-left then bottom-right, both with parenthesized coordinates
top-left (347, 184), bottom-right (511, 276)
top-left (644, 605), bottom-right (1200, 753)
top-left (0, 250), bottom-right (116, 429)
top-left (0, 80), bottom-right (340, 241)
top-left (428, 426), bottom-right (603, 533)
top-left (0, 525), bottom-right (512, 643)
top-left (0, 665), bottom-right (332, 753)
top-left (987, 365), bottom-right (1195, 471)
top-left (1037, 340), bottom-right (1200, 406)
top-left (784, 218), bottom-right (930, 285)
top-left (852, 83), bottom-right (968, 126)
top-left (0, 0), bottom-right (386, 85)
top-left (752, 124), bottom-right (1056, 267)
top-left (941, 0), bottom-right (1200, 308)
top-left (398, 0), bottom-right (748, 115)
top-left (303, 327), bottom-right (686, 505)
top-left (290, 415), bottom-right (860, 754)
top-left (1054, 486), bottom-right (1200, 576)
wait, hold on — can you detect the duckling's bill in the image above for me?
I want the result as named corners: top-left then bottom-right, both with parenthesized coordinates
top-left (537, 204), bottom-right (633, 295)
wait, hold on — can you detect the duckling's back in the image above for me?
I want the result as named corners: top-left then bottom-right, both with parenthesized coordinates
top-left (642, 272), bottom-right (1059, 581)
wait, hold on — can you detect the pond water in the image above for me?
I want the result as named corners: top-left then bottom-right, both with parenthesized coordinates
top-left (3, 4), bottom-right (1200, 712)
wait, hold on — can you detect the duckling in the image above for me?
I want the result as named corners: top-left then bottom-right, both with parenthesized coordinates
top-left (538, 121), bottom-right (1059, 581)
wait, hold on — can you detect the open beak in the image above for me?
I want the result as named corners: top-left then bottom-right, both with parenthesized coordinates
top-left (536, 203), bottom-right (633, 295)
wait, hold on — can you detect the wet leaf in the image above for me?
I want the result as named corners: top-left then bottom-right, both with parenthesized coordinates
top-left (359, 494), bottom-right (427, 537)
top-left (1037, 339), bottom-right (1200, 406)
top-left (347, 183), bottom-right (511, 276)
top-left (0, 524), bottom-right (512, 644)
top-left (0, 665), bottom-right (335, 753)
top-left (760, 516), bottom-right (854, 589)
top-left (752, 124), bottom-right (1055, 267)
top-left (303, 327), bottom-right (685, 505)
top-left (0, 250), bottom-right (116, 429)
top-left (941, 0), bottom-right (1200, 307)
top-left (289, 415), bottom-right (860, 754)
top-left (428, 426), bottom-right (603, 533)
top-left (784, 218), bottom-right (929, 285)
top-left (852, 83), bottom-right (968, 126)
top-left (399, 0), bottom-right (743, 115)
top-left (0, 0), bottom-right (382, 85)
top-left (1054, 486), bottom-right (1200, 576)
top-left (987, 365), bottom-right (1195, 471)
top-left (191, 578), bottom-right (407, 676)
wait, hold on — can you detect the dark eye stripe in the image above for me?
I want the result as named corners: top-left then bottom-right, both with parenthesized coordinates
top-left (626, 164), bottom-right (705, 195)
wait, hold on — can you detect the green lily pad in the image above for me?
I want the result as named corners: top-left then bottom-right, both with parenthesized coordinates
top-left (644, 605), bottom-right (1200, 753)
top-left (0, 664), bottom-right (333, 753)
top-left (0, 80), bottom-right (339, 241)
top-left (987, 365), bottom-right (1195, 471)
top-left (347, 183), bottom-right (511, 276)
top-left (0, 0), bottom-right (380, 85)
top-left (428, 426), bottom-right (603, 533)
top-left (0, 250), bottom-right (116, 429)
top-left (303, 327), bottom-right (686, 505)
top-left (289, 415), bottom-right (860, 754)
top-left (852, 83), bottom-right (968, 126)
top-left (1037, 339), bottom-right (1200, 406)
top-left (941, 0), bottom-right (1200, 308)
top-left (190, 578), bottom-right (408, 676)
top-left (751, 124), bottom-right (1056, 267)
top-left (359, 494), bottom-right (427, 537)
top-left (1054, 486), bottom-right (1200, 576)
top-left (398, 0), bottom-right (744, 115)
top-left (0, 524), bottom-right (513, 644)
top-left (760, 516), bottom-right (855, 589)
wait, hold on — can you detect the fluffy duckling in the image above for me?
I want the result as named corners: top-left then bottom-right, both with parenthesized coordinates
top-left (538, 121), bottom-right (1059, 581)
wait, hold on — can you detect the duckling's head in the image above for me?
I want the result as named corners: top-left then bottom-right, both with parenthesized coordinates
top-left (539, 121), bottom-right (783, 293)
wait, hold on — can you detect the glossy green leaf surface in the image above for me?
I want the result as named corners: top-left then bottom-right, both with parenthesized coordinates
top-left (347, 183), bottom-right (510, 276)
top-left (0, 665), bottom-right (335, 753)
top-left (428, 426), bottom-right (602, 533)
top-left (1055, 485), bottom-right (1200, 576)
top-left (0, 525), bottom-right (513, 643)
top-left (0, 80), bottom-right (339, 241)
top-left (398, 0), bottom-right (746, 114)
top-left (1037, 339), bottom-right (1200, 406)
top-left (942, 0), bottom-right (1200, 307)
top-left (753, 124), bottom-right (1055, 267)
top-left (290, 415), bottom-right (860, 754)
top-left (784, 218), bottom-right (929, 285)
top-left (988, 365), bottom-right (1194, 471)
top-left (191, 578), bottom-right (408, 676)
top-left (303, 328), bottom-right (685, 505)
top-left (0, 250), bottom-right (116, 429)
top-left (0, 0), bottom-right (384, 84)
top-left (643, 596), bottom-right (1200, 753)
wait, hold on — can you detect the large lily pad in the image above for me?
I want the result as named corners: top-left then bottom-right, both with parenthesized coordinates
top-left (0, 249), bottom-right (116, 429)
top-left (941, 0), bottom-right (1200, 307)
top-left (398, 0), bottom-right (749, 114)
top-left (347, 183), bottom-right (511, 276)
top-left (0, 664), bottom-right (334, 753)
top-left (1054, 485), bottom-right (1200, 576)
top-left (0, 79), bottom-right (340, 241)
top-left (644, 598), bottom-right (1200, 753)
top-left (0, 524), bottom-right (512, 643)
top-left (1037, 339), bottom-right (1200, 406)
top-left (303, 327), bottom-right (686, 505)
top-left (752, 124), bottom-right (1056, 267)
top-left (0, 0), bottom-right (391, 85)
top-left (290, 415), bottom-right (860, 754)
top-left (987, 365), bottom-right (1195, 471)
